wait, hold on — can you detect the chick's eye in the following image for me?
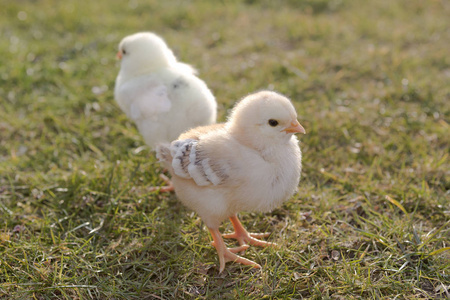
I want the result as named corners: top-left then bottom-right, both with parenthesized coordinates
top-left (268, 119), bottom-right (279, 127)
top-left (122, 49), bottom-right (127, 55)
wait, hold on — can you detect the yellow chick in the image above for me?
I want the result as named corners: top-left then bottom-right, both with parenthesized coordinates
top-left (157, 91), bottom-right (305, 272)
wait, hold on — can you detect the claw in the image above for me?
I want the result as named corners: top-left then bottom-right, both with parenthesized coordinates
top-left (148, 173), bottom-right (174, 193)
top-left (222, 215), bottom-right (276, 247)
top-left (211, 242), bottom-right (249, 253)
top-left (209, 228), bottom-right (260, 273)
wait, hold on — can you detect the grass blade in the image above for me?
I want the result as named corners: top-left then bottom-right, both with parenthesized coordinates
top-left (418, 220), bottom-right (450, 250)
top-left (385, 195), bottom-right (407, 214)
top-left (426, 247), bottom-right (450, 257)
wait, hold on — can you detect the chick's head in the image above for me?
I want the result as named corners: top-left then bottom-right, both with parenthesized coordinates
top-left (227, 91), bottom-right (305, 149)
top-left (117, 32), bottom-right (177, 75)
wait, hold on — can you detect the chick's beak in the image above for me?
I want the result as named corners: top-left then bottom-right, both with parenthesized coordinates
top-left (283, 120), bottom-right (306, 134)
top-left (116, 51), bottom-right (122, 59)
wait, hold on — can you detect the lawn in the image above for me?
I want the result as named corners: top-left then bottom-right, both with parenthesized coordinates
top-left (0, 0), bottom-right (449, 299)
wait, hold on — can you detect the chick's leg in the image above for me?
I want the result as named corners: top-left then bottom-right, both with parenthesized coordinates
top-left (208, 228), bottom-right (260, 273)
top-left (148, 173), bottom-right (174, 193)
top-left (223, 215), bottom-right (275, 247)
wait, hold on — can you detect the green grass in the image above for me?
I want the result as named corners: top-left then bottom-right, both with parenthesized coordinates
top-left (1, 0), bottom-right (449, 298)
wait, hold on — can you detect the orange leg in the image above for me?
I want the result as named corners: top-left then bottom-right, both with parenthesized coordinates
top-left (222, 215), bottom-right (275, 247)
top-left (208, 228), bottom-right (260, 273)
top-left (148, 173), bottom-right (174, 193)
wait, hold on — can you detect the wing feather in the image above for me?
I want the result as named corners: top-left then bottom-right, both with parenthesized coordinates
top-left (169, 138), bottom-right (229, 186)
top-left (117, 79), bottom-right (172, 121)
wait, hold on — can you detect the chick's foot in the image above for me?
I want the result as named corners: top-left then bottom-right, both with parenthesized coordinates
top-left (223, 215), bottom-right (275, 247)
top-left (148, 173), bottom-right (174, 193)
top-left (209, 228), bottom-right (260, 273)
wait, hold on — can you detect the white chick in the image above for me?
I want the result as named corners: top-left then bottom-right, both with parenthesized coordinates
top-left (114, 32), bottom-right (217, 191)
top-left (114, 32), bottom-right (217, 147)
top-left (157, 91), bottom-right (305, 272)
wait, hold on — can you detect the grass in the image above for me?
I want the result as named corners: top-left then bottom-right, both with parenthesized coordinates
top-left (0, 0), bottom-right (449, 298)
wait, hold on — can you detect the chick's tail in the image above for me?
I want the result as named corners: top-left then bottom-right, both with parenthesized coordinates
top-left (149, 143), bottom-right (175, 193)
top-left (156, 143), bottom-right (172, 161)
top-left (155, 143), bottom-right (174, 173)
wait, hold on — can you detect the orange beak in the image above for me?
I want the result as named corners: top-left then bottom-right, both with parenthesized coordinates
top-left (116, 51), bottom-right (122, 59)
top-left (283, 120), bottom-right (306, 134)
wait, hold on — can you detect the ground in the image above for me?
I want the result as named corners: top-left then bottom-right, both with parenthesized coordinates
top-left (0, 0), bottom-right (449, 299)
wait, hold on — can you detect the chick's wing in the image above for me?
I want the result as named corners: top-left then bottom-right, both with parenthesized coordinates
top-left (117, 78), bottom-right (172, 121)
top-left (169, 133), bottom-right (233, 187)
